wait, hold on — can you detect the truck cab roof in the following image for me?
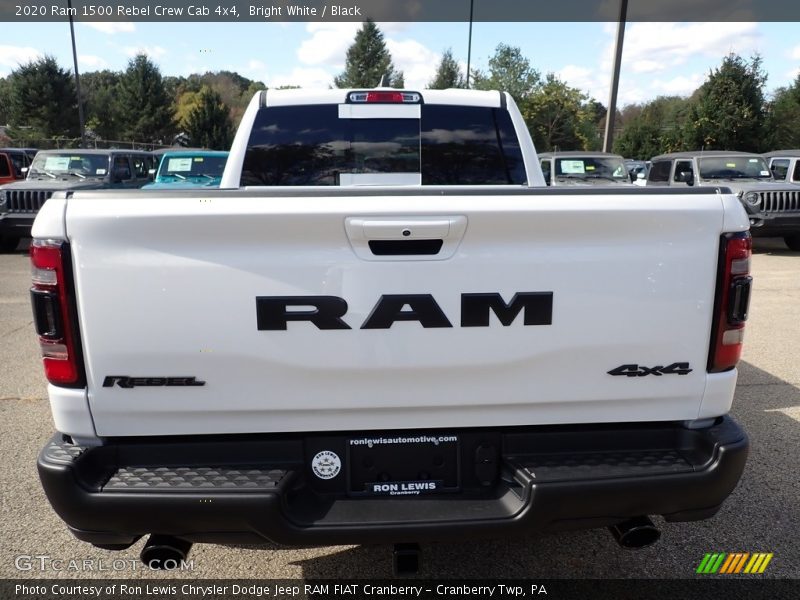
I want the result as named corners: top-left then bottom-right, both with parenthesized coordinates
top-left (261, 87), bottom-right (507, 108)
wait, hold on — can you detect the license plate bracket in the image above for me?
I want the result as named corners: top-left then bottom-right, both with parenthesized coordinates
top-left (347, 433), bottom-right (460, 497)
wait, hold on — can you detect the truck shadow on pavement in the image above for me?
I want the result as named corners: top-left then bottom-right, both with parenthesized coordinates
top-left (287, 360), bottom-right (799, 579)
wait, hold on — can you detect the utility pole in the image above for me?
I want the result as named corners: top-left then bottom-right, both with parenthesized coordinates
top-left (67, 0), bottom-right (86, 147)
top-left (602, 0), bottom-right (628, 153)
top-left (465, 0), bottom-right (474, 88)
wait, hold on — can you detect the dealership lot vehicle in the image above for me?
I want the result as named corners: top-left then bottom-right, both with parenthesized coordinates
top-left (0, 147), bottom-right (36, 179)
top-left (31, 89), bottom-right (753, 572)
top-left (0, 149), bottom-right (157, 252)
top-left (539, 151), bottom-right (633, 186)
top-left (647, 151), bottom-right (800, 250)
top-left (143, 150), bottom-right (229, 189)
top-left (764, 150), bottom-right (800, 184)
top-left (0, 151), bottom-right (28, 187)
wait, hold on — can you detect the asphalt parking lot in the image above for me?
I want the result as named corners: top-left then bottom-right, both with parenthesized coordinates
top-left (0, 238), bottom-right (798, 580)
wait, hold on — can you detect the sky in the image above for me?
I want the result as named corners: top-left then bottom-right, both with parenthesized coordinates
top-left (1, 21), bottom-right (799, 107)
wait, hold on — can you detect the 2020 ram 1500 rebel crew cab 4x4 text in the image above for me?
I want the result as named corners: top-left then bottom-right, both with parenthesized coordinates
top-left (33, 89), bottom-right (751, 566)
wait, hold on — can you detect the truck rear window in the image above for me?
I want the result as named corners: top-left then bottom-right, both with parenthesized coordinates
top-left (241, 104), bottom-right (526, 186)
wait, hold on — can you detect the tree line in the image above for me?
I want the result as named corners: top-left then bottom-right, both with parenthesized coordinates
top-left (614, 54), bottom-right (800, 158)
top-left (1, 20), bottom-right (799, 156)
top-left (0, 54), bottom-right (260, 150)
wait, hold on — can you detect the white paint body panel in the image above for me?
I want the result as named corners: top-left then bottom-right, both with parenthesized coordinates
top-left (47, 385), bottom-right (96, 440)
top-left (30, 193), bottom-right (68, 240)
top-left (56, 189), bottom-right (746, 437)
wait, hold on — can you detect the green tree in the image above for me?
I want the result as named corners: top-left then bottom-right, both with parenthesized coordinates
top-left (614, 95), bottom-right (692, 158)
top-left (765, 74), bottom-right (800, 149)
top-left (81, 70), bottom-right (121, 141)
top-left (334, 20), bottom-right (404, 88)
top-left (471, 44), bottom-right (540, 103)
top-left (524, 74), bottom-right (597, 151)
top-left (184, 87), bottom-right (234, 150)
top-left (116, 54), bottom-right (173, 143)
top-left (174, 89), bottom-right (205, 130)
top-left (613, 120), bottom-right (665, 159)
top-left (683, 53), bottom-right (768, 151)
top-left (428, 48), bottom-right (465, 89)
top-left (163, 75), bottom-right (186, 104)
top-left (7, 55), bottom-right (79, 138)
top-left (172, 71), bottom-right (265, 128)
top-left (0, 77), bottom-right (11, 125)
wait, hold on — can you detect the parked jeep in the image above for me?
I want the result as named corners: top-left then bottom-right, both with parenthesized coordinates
top-left (143, 150), bottom-right (229, 189)
top-left (647, 151), bottom-right (800, 250)
top-left (539, 151), bottom-right (633, 186)
top-left (0, 149), bottom-right (156, 251)
top-left (764, 150), bottom-right (800, 185)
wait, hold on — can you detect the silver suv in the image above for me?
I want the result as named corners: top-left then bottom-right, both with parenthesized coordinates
top-left (539, 151), bottom-right (633, 186)
top-left (647, 151), bottom-right (800, 250)
top-left (764, 150), bottom-right (800, 185)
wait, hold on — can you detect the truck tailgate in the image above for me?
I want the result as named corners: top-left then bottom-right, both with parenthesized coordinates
top-left (66, 190), bottom-right (724, 436)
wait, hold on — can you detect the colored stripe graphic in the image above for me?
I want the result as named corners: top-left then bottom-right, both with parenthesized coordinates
top-left (719, 554), bottom-right (737, 574)
top-left (696, 554), bottom-right (713, 574)
top-left (697, 552), bottom-right (772, 574)
top-left (745, 554), bottom-right (761, 573)
top-left (709, 553), bottom-right (726, 573)
top-left (697, 553), bottom-right (727, 574)
top-left (757, 553), bottom-right (773, 573)
top-left (733, 553), bottom-right (750, 573)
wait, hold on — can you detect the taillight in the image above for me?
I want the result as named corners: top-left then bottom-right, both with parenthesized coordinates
top-left (30, 240), bottom-right (84, 386)
top-left (708, 232), bottom-right (752, 372)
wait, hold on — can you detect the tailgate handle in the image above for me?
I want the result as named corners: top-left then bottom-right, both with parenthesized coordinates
top-left (345, 216), bottom-right (467, 261)
top-left (368, 239), bottom-right (444, 256)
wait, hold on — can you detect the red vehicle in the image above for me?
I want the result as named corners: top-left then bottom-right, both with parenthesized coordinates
top-left (0, 148), bottom-right (36, 184)
top-left (0, 152), bottom-right (23, 186)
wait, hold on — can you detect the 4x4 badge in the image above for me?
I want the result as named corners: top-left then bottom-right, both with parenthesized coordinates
top-left (608, 362), bottom-right (693, 377)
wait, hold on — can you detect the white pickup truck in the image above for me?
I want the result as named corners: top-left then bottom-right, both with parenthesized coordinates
top-left (33, 89), bottom-right (751, 572)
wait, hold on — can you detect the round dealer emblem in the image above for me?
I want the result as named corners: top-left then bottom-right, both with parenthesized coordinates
top-left (311, 450), bottom-right (341, 480)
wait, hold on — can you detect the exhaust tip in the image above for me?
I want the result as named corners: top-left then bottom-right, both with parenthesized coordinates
top-left (609, 516), bottom-right (661, 549)
top-left (140, 535), bottom-right (192, 570)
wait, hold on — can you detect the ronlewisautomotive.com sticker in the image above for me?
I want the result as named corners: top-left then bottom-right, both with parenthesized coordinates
top-left (349, 434), bottom-right (458, 448)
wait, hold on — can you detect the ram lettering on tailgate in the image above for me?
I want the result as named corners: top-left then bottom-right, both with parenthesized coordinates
top-left (255, 292), bottom-right (554, 330)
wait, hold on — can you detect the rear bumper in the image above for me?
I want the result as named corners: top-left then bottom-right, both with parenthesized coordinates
top-left (38, 417), bottom-right (748, 547)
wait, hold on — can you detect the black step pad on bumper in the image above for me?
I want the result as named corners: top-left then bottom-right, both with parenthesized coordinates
top-left (512, 449), bottom-right (692, 482)
top-left (37, 417), bottom-right (748, 547)
top-left (103, 466), bottom-right (288, 492)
